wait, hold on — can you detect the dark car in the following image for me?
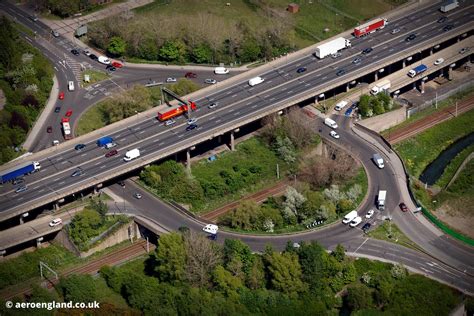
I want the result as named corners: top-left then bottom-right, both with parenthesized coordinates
top-left (443, 24), bottom-right (454, 31)
top-left (105, 149), bottom-right (118, 158)
top-left (437, 16), bottom-right (447, 23)
top-left (71, 49), bottom-right (80, 56)
top-left (185, 72), bottom-right (197, 78)
top-left (55, 107), bottom-right (61, 113)
top-left (106, 65), bottom-right (116, 71)
top-left (352, 57), bottom-right (362, 64)
top-left (362, 223), bottom-right (371, 232)
top-left (74, 144), bottom-right (86, 151)
top-left (362, 47), bottom-right (373, 54)
top-left (186, 123), bottom-right (198, 131)
top-left (71, 168), bottom-right (84, 177)
top-left (118, 181), bottom-right (125, 187)
top-left (47, 126), bottom-right (52, 133)
top-left (399, 202), bottom-right (408, 212)
top-left (336, 69), bottom-right (346, 76)
top-left (405, 33), bottom-right (416, 42)
top-left (89, 54), bottom-right (98, 60)
top-left (12, 178), bottom-right (25, 185)
top-left (296, 67), bottom-right (307, 73)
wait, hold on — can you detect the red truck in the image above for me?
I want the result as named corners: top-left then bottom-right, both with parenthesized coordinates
top-left (354, 18), bottom-right (387, 37)
top-left (157, 102), bottom-right (197, 121)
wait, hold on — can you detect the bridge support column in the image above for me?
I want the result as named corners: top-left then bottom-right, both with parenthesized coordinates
top-left (53, 203), bottom-right (59, 211)
top-left (447, 67), bottom-right (452, 81)
top-left (20, 212), bottom-right (28, 224)
top-left (420, 80), bottom-right (425, 94)
top-left (402, 60), bottom-right (405, 68)
top-left (218, 135), bottom-right (222, 143)
top-left (346, 83), bottom-right (350, 92)
top-left (186, 149), bottom-right (191, 171)
top-left (0, 250), bottom-right (5, 258)
top-left (36, 237), bottom-right (43, 248)
top-left (374, 72), bottom-right (378, 81)
top-left (230, 131), bottom-right (235, 151)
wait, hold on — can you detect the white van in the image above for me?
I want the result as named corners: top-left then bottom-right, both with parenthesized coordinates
top-left (324, 117), bottom-right (338, 129)
top-left (123, 148), bottom-right (140, 161)
top-left (203, 224), bottom-right (218, 234)
top-left (98, 56), bottom-right (111, 65)
top-left (334, 100), bottom-right (348, 111)
top-left (68, 81), bottom-right (75, 91)
top-left (342, 210), bottom-right (358, 224)
top-left (214, 67), bottom-right (229, 75)
top-left (248, 76), bottom-right (264, 87)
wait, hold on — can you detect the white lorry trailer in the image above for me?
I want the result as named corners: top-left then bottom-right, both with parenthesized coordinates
top-left (377, 190), bottom-right (387, 211)
top-left (440, 0), bottom-right (459, 12)
top-left (314, 37), bottom-right (351, 59)
top-left (370, 79), bottom-right (391, 95)
top-left (342, 210), bottom-right (358, 224)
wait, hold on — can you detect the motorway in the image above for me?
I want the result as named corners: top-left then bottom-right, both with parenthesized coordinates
top-left (0, 0), bottom-right (473, 294)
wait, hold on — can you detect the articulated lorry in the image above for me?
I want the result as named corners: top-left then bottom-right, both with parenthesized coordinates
top-left (314, 37), bottom-right (351, 59)
top-left (0, 161), bottom-right (41, 183)
top-left (157, 102), bottom-right (197, 122)
top-left (370, 79), bottom-right (391, 95)
top-left (377, 190), bottom-right (387, 211)
top-left (354, 18), bottom-right (387, 37)
top-left (408, 64), bottom-right (428, 78)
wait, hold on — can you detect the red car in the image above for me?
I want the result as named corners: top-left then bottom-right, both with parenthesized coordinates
top-left (105, 149), bottom-right (118, 158)
top-left (185, 72), bottom-right (197, 78)
top-left (65, 110), bottom-right (73, 117)
top-left (61, 117), bottom-right (69, 123)
top-left (399, 203), bottom-right (409, 212)
top-left (47, 126), bottom-right (52, 133)
top-left (111, 61), bottom-right (123, 68)
top-left (58, 92), bottom-right (64, 100)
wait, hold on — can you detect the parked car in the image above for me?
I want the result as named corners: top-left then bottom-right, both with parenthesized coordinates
top-left (106, 65), bottom-right (116, 71)
top-left (165, 119), bottom-right (175, 126)
top-left (15, 185), bottom-right (28, 193)
top-left (391, 27), bottom-right (401, 34)
top-left (89, 54), bottom-right (98, 61)
top-left (362, 223), bottom-right (371, 232)
top-left (336, 69), bottom-right (346, 76)
top-left (98, 56), bottom-right (111, 65)
top-left (111, 61), bottom-right (123, 68)
top-left (399, 202), bottom-right (409, 212)
top-left (83, 50), bottom-right (92, 56)
top-left (58, 92), bottom-right (64, 100)
top-left (184, 72), bottom-right (197, 78)
top-left (54, 107), bottom-right (61, 113)
top-left (47, 126), bottom-right (52, 133)
top-left (205, 79), bottom-right (217, 84)
top-left (134, 193), bottom-right (142, 199)
top-left (49, 218), bottom-right (62, 227)
top-left (405, 33), bottom-right (416, 42)
top-left (186, 124), bottom-right (198, 131)
top-left (365, 209), bottom-right (375, 219)
top-left (71, 168), bottom-right (84, 177)
top-left (65, 110), bottom-right (73, 117)
top-left (443, 24), bottom-right (454, 31)
top-left (166, 77), bottom-right (177, 83)
top-left (296, 67), bottom-right (307, 73)
top-left (51, 30), bottom-right (59, 37)
top-left (75, 144), bottom-right (86, 151)
top-left (434, 58), bottom-right (444, 65)
top-left (187, 118), bottom-right (197, 125)
top-left (105, 149), bottom-right (118, 158)
top-left (362, 47), bottom-right (373, 54)
top-left (208, 102), bottom-right (218, 109)
top-left (330, 131), bottom-right (340, 139)
top-left (71, 49), bottom-right (80, 56)
top-left (437, 16), bottom-right (447, 23)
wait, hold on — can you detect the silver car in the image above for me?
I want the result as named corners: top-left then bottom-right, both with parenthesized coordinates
top-left (205, 79), bottom-right (217, 84)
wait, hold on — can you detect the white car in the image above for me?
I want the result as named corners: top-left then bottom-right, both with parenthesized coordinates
top-left (208, 102), bottom-right (218, 109)
top-left (49, 218), bottom-right (62, 227)
top-left (203, 224), bottom-right (218, 234)
top-left (166, 77), bottom-right (177, 83)
top-left (165, 119), bottom-right (175, 126)
top-left (214, 67), bottom-right (229, 75)
top-left (365, 209), bottom-right (375, 219)
top-left (98, 56), bottom-right (111, 65)
top-left (248, 76), bottom-right (264, 87)
top-left (83, 50), bottom-right (91, 56)
top-left (205, 79), bottom-right (217, 84)
top-left (330, 131), bottom-right (340, 139)
top-left (349, 216), bottom-right (362, 228)
top-left (434, 58), bottom-right (444, 65)
top-left (187, 118), bottom-right (197, 125)
top-left (134, 193), bottom-right (142, 199)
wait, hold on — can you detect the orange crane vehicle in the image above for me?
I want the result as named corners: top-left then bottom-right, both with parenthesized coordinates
top-left (157, 87), bottom-right (197, 122)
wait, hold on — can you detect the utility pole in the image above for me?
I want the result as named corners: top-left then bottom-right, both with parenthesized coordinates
top-left (276, 163), bottom-right (280, 179)
top-left (435, 91), bottom-right (438, 109)
top-left (455, 101), bottom-right (458, 117)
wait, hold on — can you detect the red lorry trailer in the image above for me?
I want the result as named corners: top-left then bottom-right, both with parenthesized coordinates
top-left (354, 18), bottom-right (387, 37)
top-left (157, 102), bottom-right (197, 121)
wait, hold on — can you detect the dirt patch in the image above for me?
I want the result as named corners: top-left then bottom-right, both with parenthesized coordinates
top-left (432, 198), bottom-right (474, 239)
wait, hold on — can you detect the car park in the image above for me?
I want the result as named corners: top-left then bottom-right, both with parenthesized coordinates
top-left (15, 185), bottom-right (28, 193)
top-left (399, 202), bottom-right (408, 212)
top-left (362, 47), bottom-right (373, 54)
top-left (405, 33), bottom-right (416, 42)
top-left (330, 131), bottom-right (340, 139)
top-left (437, 16), bottom-right (447, 23)
top-left (47, 126), bottom-right (52, 133)
top-left (205, 79), bottom-right (217, 84)
top-left (434, 58), bottom-right (444, 65)
top-left (49, 218), bottom-right (62, 227)
top-left (208, 102), bottom-right (218, 109)
top-left (443, 24), bottom-right (454, 31)
top-left (75, 144), bottom-right (86, 151)
top-left (186, 124), bottom-right (198, 131)
top-left (336, 69), bottom-right (346, 76)
top-left (365, 209), bottom-right (375, 219)
top-left (55, 107), bottom-right (61, 113)
top-left (58, 92), bottom-right (65, 100)
top-left (105, 149), bottom-right (118, 158)
top-left (71, 49), bottom-right (80, 56)
top-left (111, 61), bottom-right (123, 68)
top-left (352, 57), bottom-right (361, 65)
top-left (296, 67), bottom-right (307, 73)
top-left (187, 118), bottom-right (197, 125)
top-left (390, 28), bottom-right (401, 34)
top-left (71, 169), bottom-right (84, 177)
top-left (51, 30), bottom-right (59, 37)
top-left (361, 223), bottom-right (371, 232)
top-left (65, 110), bottom-right (73, 117)
top-left (134, 193), bottom-right (142, 199)
top-left (185, 72), bottom-right (197, 78)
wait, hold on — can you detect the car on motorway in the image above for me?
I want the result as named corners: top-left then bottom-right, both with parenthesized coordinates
top-left (443, 24), bottom-right (454, 31)
top-left (186, 123), bottom-right (198, 131)
top-left (361, 223), bottom-right (371, 232)
top-left (106, 65), bottom-right (116, 72)
top-left (405, 33), bottom-right (416, 42)
top-left (15, 185), bottom-right (28, 193)
top-left (118, 181), bottom-right (125, 187)
top-left (75, 144), bottom-right (86, 151)
top-left (390, 27), bottom-right (401, 34)
top-left (105, 142), bottom-right (117, 149)
top-left (71, 168), bottom-right (84, 177)
top-left (134, 193), bottom-right (142, 199)
top-left (205, 79), bottom-right (217, 84)
top-left (49, 218), bottom-right (62, 227)
top-left (208, 102), bottom-right (218, 109)
top-left (185, 72), bottom-right (197, 78)
top-left (47, 126), bottom-right (52, 133)
top-left (365, 209), bottom-right (375, 219)
top-left (336, 69), bottom-right (346, 76)
top-left (51, 30), bottom-right (59, 37)
top-left (71, 49), bottom-right (80, 56)
top-left (187, 118), bottom-right (197, 125)
top-left (65, 110), bottom-right (73, 117)
top-left (399, 202), bottom-right (409, 212)
top-left (437, 16), bottom-right (447, 23)
top-left (89, 54), bottom-right (98, 61)
top-left (105, 149), bottom-right (118, 158)
top-left (362, 47), bottom-right (373, 54)
top-left (111, 61), bottom-right (123, 68)
top-left (296, 67), bottom-right (307, 73)
top-left (165, 119), bottom-right (175, 126)
top-left (58, 92), bottom-right (64, 100)
top-left (166, 77), bottom-right (177, 83)
top-left (459, 47), bottom-right (469, 54)
top-left (434, 58), bottom-right (444, 65)
top-left (331, 52), bottom-right (341, 59)
top-left (330, 130), bottom-right (340, 139)
top-left (352, 57), bottom-right (362, 65)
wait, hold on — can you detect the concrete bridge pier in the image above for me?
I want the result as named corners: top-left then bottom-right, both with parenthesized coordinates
top-left (374, 71), bottom-right (378, 81)
top-left (36, 236), bottom-right (43, 248)
top-left (230, 131), bottom-right (235, 151)
top-left (420, 80), bottom-right (425, 94)
top-left (447, 66), bottom-right (453, 81)
top-left (19, 212), bottom-right (28, 224)
top-left (186, 149), bottom-right (191, 171)
top-left (0, 250), bottom-right (5, 258)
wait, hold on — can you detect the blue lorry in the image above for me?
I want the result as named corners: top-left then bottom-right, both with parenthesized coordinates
top-left (0, 161), bottom-right (41, 184)
top-left (408, 64), bottom-right (428, 78)
top-left (97, 136), bottom-right (113, 147)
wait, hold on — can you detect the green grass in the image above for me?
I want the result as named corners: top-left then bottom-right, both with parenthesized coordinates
top-left (76, 102), bottom-right (107, 136)
top-left (394, 109), bottom-right (474, 177)
top-left (82, 69), bottom-right (110, 87)
top-left (367, 221), bottom-right (419, 250)
top-left (435, 145), bottom-right (474, 189)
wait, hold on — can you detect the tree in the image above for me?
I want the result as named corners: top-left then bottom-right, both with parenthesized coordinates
top-left (239, 38), bottom-right (261, 62)
top-left (159, 40), bottom-right (187, 63)
top-left (332, 244), bottom-right (346, 262)
top-left (246, 256), bottom-right (266, 290)
top-left (212, 265), bottom-right (243, 297)
top-left (373, 98), bottom-right (385, 115)
top-left (273, 136), bottom-right (296, 164)
top-left (226, 200), bottom-right (261, 230)
top-left (264, 251), bottom-right (307, 297)
top-left (223, 239), bottom-right (253, 273)
top-left (123, 273), bottom-right (161, 312)
top-left (282, 186), bottom-right (306, 221)
top-left (345, 283), bottom-right (373, 311)
top-left (358, 94), bottom-right (372, 117)
top-left (156, 232), bottom-right (187, 284)
top-left (107, 36), bottom-right (127, 57)
top-left (59, 274), bottom-right (99, 303)
top-left (192, 43), bottom-right (213, 64)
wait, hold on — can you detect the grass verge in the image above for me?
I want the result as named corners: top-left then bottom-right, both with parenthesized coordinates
top-left (367, 221), bottom-right (419, 251)
top-left (435, 145), bottom-right (474, 189)
top-left (82, 69), bottom-right (110, 87)
top-left (75, 103), bottom-right (107, 136)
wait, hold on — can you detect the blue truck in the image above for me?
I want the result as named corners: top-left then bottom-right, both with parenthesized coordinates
top-left (0, 161), bottom-right (41, 184)
top-left (97, 136), bottom-right (113, 147)
top-left (408, 64), bottom-right (428, 78)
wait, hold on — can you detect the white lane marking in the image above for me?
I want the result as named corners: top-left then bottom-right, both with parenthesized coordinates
top-left (215, 119), bottom-right (221, 123)
top-left (58, 181), bottom-right (65, 185)
top-left (419, 267), bottom-right (433, 274)
top-left (18, 197), bottom-right (24, 201)
top-left (139, 130), bottom-right (145, 134)
top-left (158, 142), bottom-right (165, 146)
top-left (322, 76), bottom-right (327, 80)
top-left (42, 168), bottom-right (48, 172)
top-left (234, 111), bottom-right (240, 115)
top-left (94, 161), bottom-right (101, 166)
top-left (305, 83), bottom-right (311, 87)
top-left (38, 189), bottom-right (44, 193)
top-left (231, 94), bottom-right (237, 98)
top-left (54, 178), bottom-right (61, 182)
top-left (153, 138), bottom-right (160, 143)
top-left (252, 104), bottom-right (258, 109)
top-left (246, 102), bottom-right (252, 106)
top-left (61, 161), bottom-right (68, 164)
top-left (353, 238), bottom-right (369, 254)
top-left (287, 90), bottom-right (293, 94)
top-left (99, 165), bottom-right (106, 169)
top-left (267, 80), bottom-right (272, 84)
top-left (119, 138), bottom-right (126, 142)
top-left (81, 153), bottom-right (87, 157)
top-left (269, 97), bottom-right (275, 101)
